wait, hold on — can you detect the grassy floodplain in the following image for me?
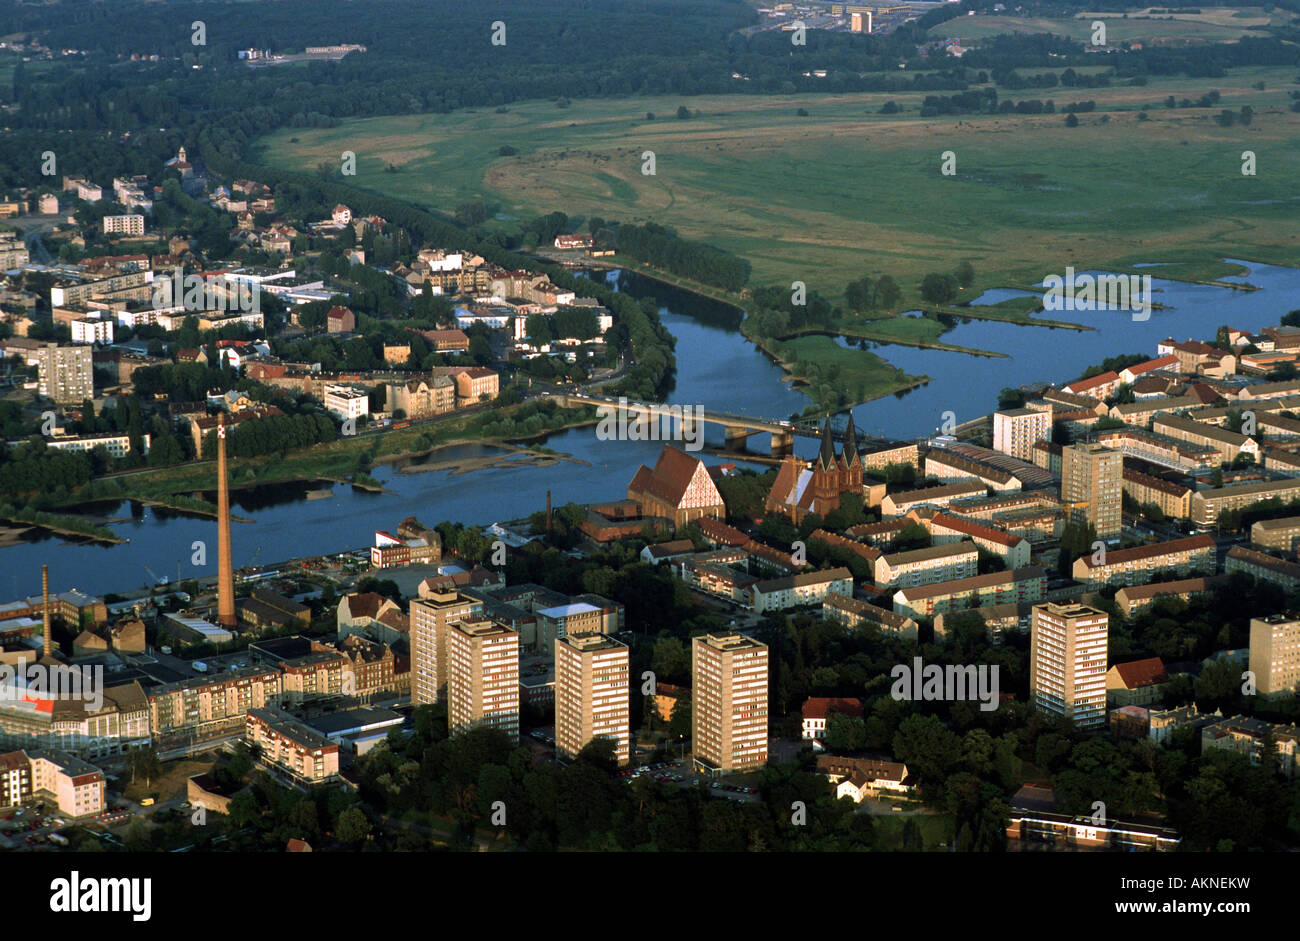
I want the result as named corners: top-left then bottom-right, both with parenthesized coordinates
top-left (256, 65), bottom-right (1300, 407)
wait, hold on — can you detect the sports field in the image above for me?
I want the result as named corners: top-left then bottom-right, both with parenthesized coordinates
top-left (256, 66), bottom-right (1300, 306)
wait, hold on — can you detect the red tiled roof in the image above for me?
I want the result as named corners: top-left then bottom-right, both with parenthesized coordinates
top-left (928, 512), bottom-right (1022, 548)
top-left (697, 517), bottom-right (749, 546)
top-left (1079, 535), bottom-right (1214, 569)
top-left (1124, 355), bottom-right (1178, 377)
top-left (802, 697), bottom-right (864, 721)
top-left (629, 446), bottom-right (713, 509)
top-left (1112, 657), bottom-right (1169, 690)
top-left (1064, 371), bottom-right (1120, 395)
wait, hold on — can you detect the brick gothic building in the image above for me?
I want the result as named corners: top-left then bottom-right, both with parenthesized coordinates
top-left (626, 446), bottom-right (726, 527)
top-left (766, 416), bottom-right (863, 522)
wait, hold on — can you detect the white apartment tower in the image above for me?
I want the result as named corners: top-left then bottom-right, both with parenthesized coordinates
top-left (1030, 602), bottom-right (1109, 729)
top-left (555, 633), bottom-right (630, 765)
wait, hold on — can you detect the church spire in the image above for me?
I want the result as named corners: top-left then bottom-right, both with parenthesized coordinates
top-left (841, 413), bottom-right (860, 468)
top-left (817, 417), bottom-right (836, 471)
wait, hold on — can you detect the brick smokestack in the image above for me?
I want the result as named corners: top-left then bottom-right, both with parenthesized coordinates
top-left (217, 412), bottom-right (235, 627)
top-left (41, 564), bottom-right (51, 658)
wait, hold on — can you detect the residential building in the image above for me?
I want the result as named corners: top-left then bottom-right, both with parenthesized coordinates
top-left (801, 697), bottom-right (862, 740)
top-left (1072, 534), bottom-right (1215, 588)
top-left (924, 513), bottom-right (1032, 568)
top-left (749, 568), bottom-right (853, 614)
top-left (880, 480), bottom-right (986, 517)
top-left (385, 374), bottom-right (455, 419)
top-left (1062, 442), bottom-right (1123, 540)
top-left (873, 542), bottom-right (978, 590)
top-left (409, 588), bottom-right (482, 705)
top-left (1191, 478), bottom-right (1300, 527)
top-left (818, 755), bottom-right (912, 799)
top-left (1106, 657), bottom-right (1170, 707)
top-left (245, 707), bottom-right (340, 785)
top-left (102, 214), bottom-right (145, 236)
top-left (893, 566), bottom-right (1047, 620)
top-left (536, 602), bottom-right (605, 656)
top-left (822, 593), bottom-right (919, 639)
top-left (1063, 371), bottom-right (1121, 400)
top-left (1226, 546), bottom-right (1300, 592)
top-left (692, 633), bottom-right (768, 772)
top-left (70, 317), bottom-right (114, 345)
top-left (323, 383), bottom-right (369, 422)
top-left (33, 343), bottom-right (93, 404)
top-left (1030, 602), bottom-right (1109, 730)
top-left (555, 633), bottom-right (629, 765)
top-left (1122, 468), bottom-right (1192, 519)
top-left (1251, 516), bottom-right (1300, 553)
top-left (447, 619), bottom-right (519, 744)
top-left (1249, 614), bottom-right (1300, 699)
top-left (1201, 715), bottom-right (1300, 779)
top-left (1151, 414), bottom-right (1260, 464)
top-left (1113, 576), bottom-right (1224, 618)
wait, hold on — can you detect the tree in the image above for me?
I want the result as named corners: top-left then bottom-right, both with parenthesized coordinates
top-left (676, 105), bottom-right (691, 119)
top-left (126, 746), bottom-right (161, 787)
top-left (825, 711), bottom-right (868, 752)
top-left (955, 260), bottom-right (975, 288)
top-left (920, 273), bottom-right (958, 305)
top-left (335, 806), bottom-right (371, 844)
top-left (1065, 113), bottom-right (1079, 127)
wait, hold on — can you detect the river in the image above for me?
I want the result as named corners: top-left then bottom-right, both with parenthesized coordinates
top-left (4, 260), bottom-right (1299, 597)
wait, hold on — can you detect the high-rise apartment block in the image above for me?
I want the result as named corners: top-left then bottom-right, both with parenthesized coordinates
top-left (993, 407), bottom-right (1052, 461)
top-left (555, 633), bottom-right (630, 764)
top-left (692, 633), bottom-right (768, 772)
top-left (1249, 615), bottom-right (1300, 698)
top-left (1030, 602), bottom-right (1109, 729)
top-left (1062, 442), bottom-right (1122, 541)
top-left (409, 588), bottom-right (482, 705)
top-left (34, 343), bottom-right (93, 404)
top-left (447, 619), bottom-right (519, 743)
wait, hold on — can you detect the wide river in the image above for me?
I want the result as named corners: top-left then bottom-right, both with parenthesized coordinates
top-left (5, 261), bottom-right (1300, 597)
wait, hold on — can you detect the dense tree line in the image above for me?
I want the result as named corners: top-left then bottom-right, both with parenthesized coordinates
top-left (613, 222), bottom-right (750, 293)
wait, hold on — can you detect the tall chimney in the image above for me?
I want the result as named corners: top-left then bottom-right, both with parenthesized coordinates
top-left (216, 412), bottom-right (235, 626)
top-left (41, 564), bottom-right (51, 658)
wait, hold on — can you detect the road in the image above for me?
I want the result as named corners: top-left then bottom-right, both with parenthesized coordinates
top-left (5, 214), bottom-right (60, 265)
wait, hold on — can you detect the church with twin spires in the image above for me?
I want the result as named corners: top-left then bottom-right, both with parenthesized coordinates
top-left (764, 415), bottom-right (863, 523)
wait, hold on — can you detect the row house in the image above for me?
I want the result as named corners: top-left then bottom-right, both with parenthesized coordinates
top-left (749, 568), bottom-right (853, 614)
top-left (1113, 576), bottom-right (1226, 619)
top-left (1190, 477), bottom-right (1300, 527)
top-left (822, 592), bottom-right (919, 640)
top-left (1122, 468), bottom-right (1192, 519)
top-left (1151, 414), bottom-right (1260, 464)
top-left (1071, 535), bottom-right (1215, 589)
top-left (872, 542), bottom-right (978, 590)
top-left (893, 566), bottom-right (1047, 621)
top-left (1225, 546), bottom-right (1300, 593)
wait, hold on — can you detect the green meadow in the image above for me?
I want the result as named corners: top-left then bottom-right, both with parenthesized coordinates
top-left (255, 66), bottom-right (1300, 409)
top-left (256, 67), bottom-right (1300, 304)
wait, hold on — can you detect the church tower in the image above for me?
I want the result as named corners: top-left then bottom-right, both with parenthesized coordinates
top-left (812, 418), bottom-right (840, 516)
top-left (840, 413), bottom-right (863, 492)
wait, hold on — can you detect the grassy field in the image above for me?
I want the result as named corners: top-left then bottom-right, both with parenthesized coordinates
top-left (929, 6), bottom-right (1293, 43)
top-left (256, 66), bottom-right (1300, 307)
